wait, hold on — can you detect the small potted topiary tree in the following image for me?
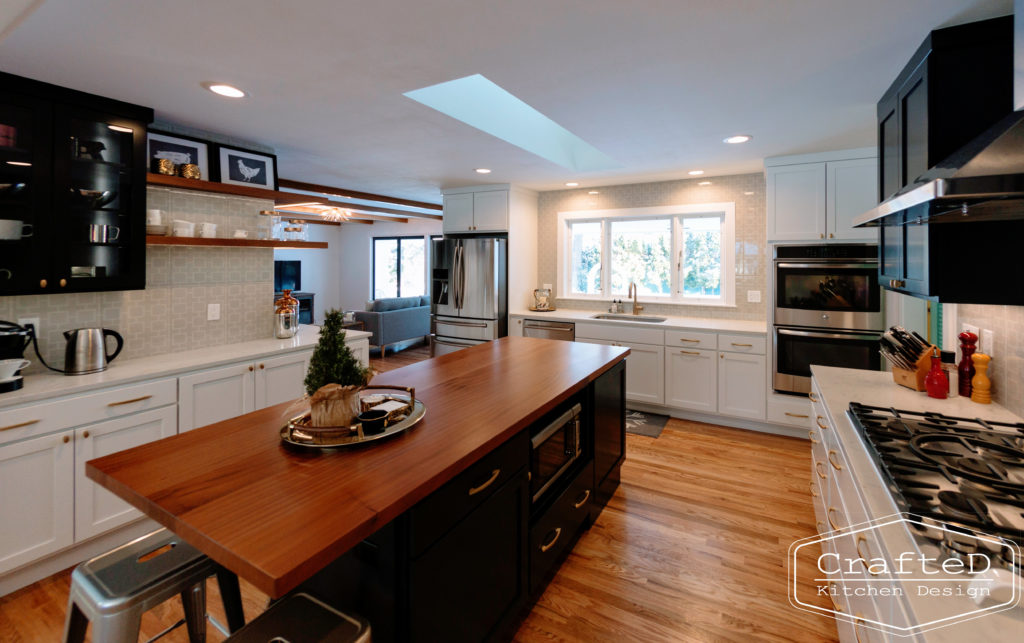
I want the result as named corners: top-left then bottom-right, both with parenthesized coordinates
top-left (304, 309), bottom-right (373, 427)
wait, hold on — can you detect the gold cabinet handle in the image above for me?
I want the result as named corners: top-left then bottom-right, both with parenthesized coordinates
top-left (731, 342), bottom-right (752, 347)
top-left (248, 365), bottom-right (254, 372)
top-left (468, 468), bottom-right (500, 496)
top-left (808, 392), bottom-right (819, 403)
top-left (82, 430), bottom-right (90, 439)
top-left (815, 461), bottom-right (827, 480)
top-left (0, 419), bottom-right (40, 432)
top-left (828, 450), bottom-right (843, 472)
top-left (816, 416), bottom-right (828, 430)
top-left (59, 278), bottom-right (67, 287)
top-left (39, 279), bottom-right (47, 288)
top-left (786, 412), bottom-right (809, 418)
top-left (62, 435), bottom-right (70, 444)
top-left (829, 233), bottom-right (834, 239)
top-left (827, 506), bottom-right (841, 530)
top-left (816, 520), bottom-right (825, 532)
top-left (828, 582), bottom-right (844, 612)
top-left (107, 395), bottom-right (152, 407)
top-left (808, 430), bottom-right (819, 444)
top-left (819, 233), bottom-right (825, 239)
top-left (679, 338), bottom-right (700, 343)
top-left (854, 616), bottom-right (867, 643)
top-left (574, 489), bottom-right (590, 509)
top-left (259, 363), bottom-right (265, 370)
top-left (856, 537), bottom-right (879, 576)
top-left (809, 481), bottom-right (818, 498)
top-left (540, 527), bottom-right (562, 553)
top-left (679, 349), bottom-right (700, 355)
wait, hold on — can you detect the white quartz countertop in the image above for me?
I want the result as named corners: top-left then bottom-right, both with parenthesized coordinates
top-left (0, 326), bottom-right (370, 410)
top-left (510, 309), bottom-right (766, 334)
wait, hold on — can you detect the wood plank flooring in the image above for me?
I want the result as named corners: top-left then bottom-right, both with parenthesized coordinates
top-left (0, 346), bottom-right (837, 641)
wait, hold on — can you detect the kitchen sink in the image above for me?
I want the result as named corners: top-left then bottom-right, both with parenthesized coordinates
top-left (590, 313), bottom-right (667, 323)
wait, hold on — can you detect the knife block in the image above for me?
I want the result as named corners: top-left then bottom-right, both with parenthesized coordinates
top-left (891, 348), bottom-right (933, 392)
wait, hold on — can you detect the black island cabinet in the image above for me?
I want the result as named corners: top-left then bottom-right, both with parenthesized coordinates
top-left (0, 71), bottom-right (152, 295)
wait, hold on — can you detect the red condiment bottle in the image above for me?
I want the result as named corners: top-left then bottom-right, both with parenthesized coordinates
top-left (925, 347), bottom-right (948, 399)
top-left (957, 331), bottom-right (978, 397)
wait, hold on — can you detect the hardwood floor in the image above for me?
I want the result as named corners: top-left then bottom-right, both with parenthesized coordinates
top-left (0, 377), bottom-right (837, 642)
top-left (369, 341), bottom-right (432, 373)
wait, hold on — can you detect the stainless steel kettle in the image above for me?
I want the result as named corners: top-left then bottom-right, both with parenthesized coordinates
top-left (63, 328), bottom-right (123, 375)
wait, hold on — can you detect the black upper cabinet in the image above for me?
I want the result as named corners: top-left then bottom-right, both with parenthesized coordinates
top-left (876, 16), bottom-right (1013, 202)
top-left (0, 71), bottom-right (152, 295)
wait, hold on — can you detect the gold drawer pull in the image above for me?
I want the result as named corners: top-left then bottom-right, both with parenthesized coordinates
top-left (856, 537), bottom-right (879, 576)
top-left (827, 506), bottom-right (841, 530)
top-left (854, 616), bottom-right (867, 643)
top-left (679, 349), bottom-right (700, 355)
top-left (816, 416), bottom-right (828, 430)
top-left (828, 582), bottom-right (844, 612)
top-left (62, 435), bottom-right (70, 444)
top-left (0, 419), bottom-right (40, 432)
top-left (574, 489), bottom-right (590, 509)
top-left (815, 461), bottom-right (827, 480)
top-left (540, 527), bottom-right (562, 553)
top-left (828, 450), bottom-right (843, 472)
top-left (809, 481), bottom-right (818, 498)
top-left (107, 395), bottom-right (153, 407)
top-left (679, 338), bottom-right (700, 343)
top-left (809, 392), bottom-right (819, 403)
top-left (468, 468), bottom-right (500, 496)
top-left (816, 520), bottom-right (825, 532)
top-left (731, 342), bottom-right (753, 347)
top-left (786, 412), bottom-right (809, 418)
top-left (808, 431), bottom-right (819, 444)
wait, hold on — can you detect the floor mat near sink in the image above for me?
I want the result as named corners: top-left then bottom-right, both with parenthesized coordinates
top-left (625, 410), bottom-right (668, 438)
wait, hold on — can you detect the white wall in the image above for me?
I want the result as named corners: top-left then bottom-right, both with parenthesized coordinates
top-left (274, 224), bottom-right (344, 324)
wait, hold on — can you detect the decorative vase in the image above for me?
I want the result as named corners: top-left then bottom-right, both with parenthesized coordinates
top-left (310, 383), bottom-right (362, 427)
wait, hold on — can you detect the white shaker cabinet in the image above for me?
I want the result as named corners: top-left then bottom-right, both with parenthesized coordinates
top-left (766, 163), bottom-right (827, 241)
top-left (441, 185), bottom-right (512, 234)
top-left (441, 193), bottom-right (474, 233)
top-left (255, 351), bottom-right (312, 410)
top-left (664, 347), bottom-right (717, 413)
top-left (826, 157), bottom-right (879, 240)
top-left (74, 406), bottom-right (176, 541)
top-left (575, 338), bottom-right (665, 405)
top-left (471, 190), bottom-right (509, 233)
top-left (178, 362), bottom-right (256, 433)
top-left (717, 352), bottom-right (766, 420)
top-left (0, 431), bottom-right (74, 574)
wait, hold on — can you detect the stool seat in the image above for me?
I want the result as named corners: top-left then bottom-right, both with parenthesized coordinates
top-left (226, 593), bottom-right (370, 643)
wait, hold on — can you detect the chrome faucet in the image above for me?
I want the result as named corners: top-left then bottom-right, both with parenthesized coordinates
top-left (628, 282), bottom-right (644, 315)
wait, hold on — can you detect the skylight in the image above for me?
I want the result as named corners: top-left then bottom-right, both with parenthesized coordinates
top-left (404, 74), bottom-right (618, 173)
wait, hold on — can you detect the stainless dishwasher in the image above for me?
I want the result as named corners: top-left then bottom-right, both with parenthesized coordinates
top-left (522, 319), bottom-right (575, 341)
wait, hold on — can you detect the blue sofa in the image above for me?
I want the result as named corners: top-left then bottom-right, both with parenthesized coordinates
top-left (354, 296), bottom-right (430, 355)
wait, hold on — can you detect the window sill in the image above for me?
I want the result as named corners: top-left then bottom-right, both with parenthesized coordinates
top-left (558, 295), bottom-right (737, 308)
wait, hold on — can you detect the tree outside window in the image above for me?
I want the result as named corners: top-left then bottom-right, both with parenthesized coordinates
top-left (373, 236), bottom-right (425, 298)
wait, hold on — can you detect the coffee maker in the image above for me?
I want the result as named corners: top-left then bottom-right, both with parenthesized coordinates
top-left (0, 320), bottom-right (33, 393)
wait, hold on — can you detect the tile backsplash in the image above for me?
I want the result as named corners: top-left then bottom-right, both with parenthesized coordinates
top-left (1, 188), bottom-right (275, 373)
top-left (537, 173), bottom-right (767, 320)
top-left (954, 304), bottom-right (1024, 417)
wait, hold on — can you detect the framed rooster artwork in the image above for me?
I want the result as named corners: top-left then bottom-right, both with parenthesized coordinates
top-left (215, 144), bottom-right (278, 190)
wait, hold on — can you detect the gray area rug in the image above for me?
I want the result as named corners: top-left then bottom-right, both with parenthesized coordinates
top-left (625, 409), bottom-right (669, 438)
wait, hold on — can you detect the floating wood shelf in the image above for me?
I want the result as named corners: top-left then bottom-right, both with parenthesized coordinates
top-left (146, 236), bottom-right (327, 249)
top-left (146, 173), bottom-right (328, 207)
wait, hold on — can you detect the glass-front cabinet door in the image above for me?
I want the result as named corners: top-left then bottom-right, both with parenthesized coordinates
top-left (0, 93), bottom-right (51, 295)
top-left (52, 105), bottom-right (147, 291)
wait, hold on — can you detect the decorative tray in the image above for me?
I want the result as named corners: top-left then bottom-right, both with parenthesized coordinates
top-left (280, 385), bottom-right (425, 450)
top-left (527, 307), bottom-right (557, 312)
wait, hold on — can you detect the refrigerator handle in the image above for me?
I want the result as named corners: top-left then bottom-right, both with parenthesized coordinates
top-left (453, 242), bottom-right (463, 309)
top-left (458, 241), bottom-right (467, 311)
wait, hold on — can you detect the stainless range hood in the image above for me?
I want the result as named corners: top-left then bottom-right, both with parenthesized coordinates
top-left (855, 2), bottom-right (1024, 227)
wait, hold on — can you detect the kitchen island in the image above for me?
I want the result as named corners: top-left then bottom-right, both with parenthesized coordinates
top-left (87, 336), bottom-right (629, 642)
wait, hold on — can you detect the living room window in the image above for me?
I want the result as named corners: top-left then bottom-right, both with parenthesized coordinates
top-left (557, 203), bottom-right (735, 306)
top-left (373, 236), bottom-right (426, 298)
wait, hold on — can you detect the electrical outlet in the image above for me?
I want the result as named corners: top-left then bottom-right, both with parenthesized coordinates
top-left (746, 290), bottom-right (761, 303)
top-left (962, 323), bottom-right (979, 337)
top-left (17, 317), bottom-right (40, 337)
top-left (981, 329), bottom-right (994, 357)
top-left (207, 303), bottom-right (221, 321)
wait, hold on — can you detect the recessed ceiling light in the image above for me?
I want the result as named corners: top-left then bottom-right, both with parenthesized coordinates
top-left (203, 82), bottom-right (246, 98)
top-left (107, 125), bottom-right (133, 133)
top-left (688, 170), bottom-right (704, 176)
top-left (475, 168), bottom-right (492, 174)
top-left (6, 161), bottom-right (31, 167)
top-left (588, 190), bottom-right (600, 195)
top-left (698, 181), bottom-right (712, 186)
top-left (723, 134), bottom-right (752, 144)
top-left (565, 182), bottom-right (579, 187)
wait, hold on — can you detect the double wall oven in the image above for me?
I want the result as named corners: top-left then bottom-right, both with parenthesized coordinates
top-left (773, 244), bottom-right (883, 395)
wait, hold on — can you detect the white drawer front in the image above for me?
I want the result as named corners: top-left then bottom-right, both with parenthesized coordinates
top-left (717, 333), bottom-right (766, 354)
top-left (767, 394), bottom-right (813, 428)
top-left (574, 322), bottom-right (663, 345)
top-left (0, 378), bottom-right (177, 447)
top-left (664, 329), bottom-right (717, 350)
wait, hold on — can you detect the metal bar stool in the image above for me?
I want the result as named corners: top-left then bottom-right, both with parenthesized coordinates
top-left (62, 528), bottom-right (245, 643)
top-left (225, 593), bottom-right (370, 643)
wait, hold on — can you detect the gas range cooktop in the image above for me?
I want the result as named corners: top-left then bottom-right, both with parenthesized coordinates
top-left (847, 403), bottom-right (1024, 573)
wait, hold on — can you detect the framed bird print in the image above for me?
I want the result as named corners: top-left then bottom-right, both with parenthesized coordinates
top-left (215, 145), bottom-right (278, 190)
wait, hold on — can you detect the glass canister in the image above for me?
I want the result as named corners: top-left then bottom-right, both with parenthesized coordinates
top-left (257, 210), bottom-right (277, 240)
top-left (274, 289), bottom-right (300, 338)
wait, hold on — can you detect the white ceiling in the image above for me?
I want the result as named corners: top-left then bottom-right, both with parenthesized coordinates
top-left (0, 0), bottom-right (1012, 203)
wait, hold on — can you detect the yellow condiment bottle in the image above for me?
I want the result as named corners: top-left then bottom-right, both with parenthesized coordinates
top-left (970, 353), bottom-right (992, 404)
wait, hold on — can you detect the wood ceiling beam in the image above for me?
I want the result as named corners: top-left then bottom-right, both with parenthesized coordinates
top-left (278, 178), bottom-right (442, 212)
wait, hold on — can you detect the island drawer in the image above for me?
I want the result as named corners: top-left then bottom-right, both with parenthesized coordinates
top-left (410, 430), bottom-right (529, 556)
top-left (529, 459), bottom-right (594, 596)
top-left (718, 333), bottom-right (766, 354)
top-left (664, 329), bottom-right (717, 349)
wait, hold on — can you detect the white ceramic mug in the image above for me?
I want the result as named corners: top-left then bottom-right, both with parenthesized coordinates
top-left (197, 222), bottom-right (217, 239)
top-left (233, 229), bottom-right (248, 238)
top-left (0, 359), bottom-right (30, 380)
top-left (0, 220), bottom-right (32, 240)
top-left (146, 209), bottom-right (163, 225)
top-left (172, 220), bottom-right (195, 237)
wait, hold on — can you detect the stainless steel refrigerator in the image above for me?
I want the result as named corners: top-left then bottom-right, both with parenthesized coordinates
top-left (430, 236), bottom-right (507, 355)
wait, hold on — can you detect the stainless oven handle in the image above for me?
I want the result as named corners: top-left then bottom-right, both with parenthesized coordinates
top-left (531, 403), bottom-right (582, 448)
top-left (775, 262), bottom-right (877, 270)
top-left (776, 328), bottom-right (881, 340)
top-left (437, 319), bottom-right (489, 328)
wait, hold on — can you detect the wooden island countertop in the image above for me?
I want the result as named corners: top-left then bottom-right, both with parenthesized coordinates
top-left (86, 337), bottom-right (629, 598)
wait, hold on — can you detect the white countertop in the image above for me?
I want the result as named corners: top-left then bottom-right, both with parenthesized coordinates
top-left (0, 326), bottom-right (370, 410)
top-left (811, 365), bottom-right (1021, 642)
top-left (510, 308), bottom-right (767, 334)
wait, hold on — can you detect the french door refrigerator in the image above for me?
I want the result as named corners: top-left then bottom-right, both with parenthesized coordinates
top-left (430, 236), bottom-right (507, 356)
